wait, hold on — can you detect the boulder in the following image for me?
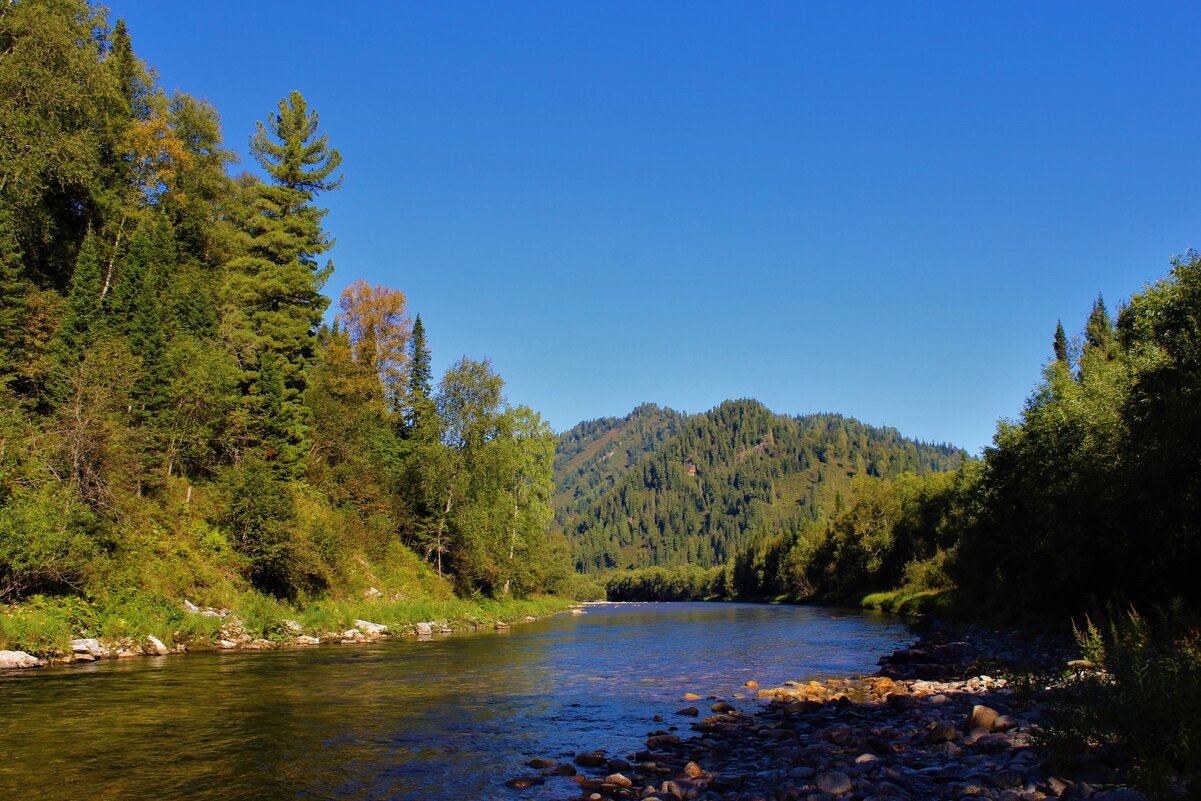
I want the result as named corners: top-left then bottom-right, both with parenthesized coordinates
top-left (816, 771), bottom-right (853, 796)
top-left (604, 773), bottom-right (633, 788)
top-left (0, 650), bottom-right (41, 670)
top-left (968, 704), bottom-right (1000, 730)
top-left (70, 638), bottom-right (104, 658)
top-left (675, 706), bottom-right (699, 716)
top-left (146, 635), bottom-right (170, 656)
top-left (504, 775), bottom-right (544, 789)
top-left (295, 635), bottom-right (320, 646)
top-left (415, 622), bottom-right (433, 636)
top-left (991, 713), bottom-right (1019, 732)
top-left (281, 619), bottom-right (303, 635)
top-left (182, 599), bottom-right (201, 614)
top-left (571, 608), bottom-right (586, 615)
top-left (354, 620), bottom-right (388, 637)
top-left (363, 586), bottom-right (383, 599)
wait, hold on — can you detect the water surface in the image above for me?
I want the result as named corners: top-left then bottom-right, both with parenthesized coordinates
top-left (0, 602), bottom-right (908, 800)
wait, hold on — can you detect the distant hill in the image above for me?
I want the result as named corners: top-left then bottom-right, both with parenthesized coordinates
top-left (553, 399), bottom-right (966, 574)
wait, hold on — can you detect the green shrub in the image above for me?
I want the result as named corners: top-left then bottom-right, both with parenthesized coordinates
top-left (1040, 602), bottom-right (1201, 796)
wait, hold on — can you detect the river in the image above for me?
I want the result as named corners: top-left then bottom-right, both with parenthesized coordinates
top-left (0, 602), bottom-right (908, 800)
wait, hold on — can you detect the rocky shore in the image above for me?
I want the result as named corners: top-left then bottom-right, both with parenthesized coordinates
top-left (512, 623), bottom-right (1146, 801)
top-left (0, 597), bottom-right (571, 670)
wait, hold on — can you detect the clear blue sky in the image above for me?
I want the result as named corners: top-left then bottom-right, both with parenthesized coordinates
top-left (118, 1), bottom-right (1201, 453)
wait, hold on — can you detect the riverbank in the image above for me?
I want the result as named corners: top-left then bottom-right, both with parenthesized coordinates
top-left (514, 621), bottom-right (1151, 801)
top-left (0, 593), bottom-right (575, 670)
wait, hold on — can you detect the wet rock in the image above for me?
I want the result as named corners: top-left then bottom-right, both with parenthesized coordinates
top-left (675, 706), bottom-right (699, 716)
top-left (816, 771), bottom-right (853, 796)
top-left (711, 701), bottom-right (736, 713)
top-left (295, 635), bottom-right (320, 645)
top-left (605, 773), bottom-right (634, 788)
top-left (682, 761), bottom-right (704, 779)
top-left (0, 650), bottom-right (41, 670)
top-left (574, 752), bottom-right (607, 768)
top-left (607, 758), bottom-right (632, 772)
top-left (146, 635), bottom-right (169, 656)
top-left (526, 758), bottom-right (557, 769)
top-left (927, 723), bottom-right (958, 744)
top-left (505, 775), bottom-right (544, 789)
top-left (571, 608), bottom-right (586, 615)
top-left (415, 622), bottom-right (433, 636)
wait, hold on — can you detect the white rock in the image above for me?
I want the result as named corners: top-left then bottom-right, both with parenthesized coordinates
top-left (0, 650), bottom-right (41, 670)
top-left (354, 620), bottom-right (388, 636)
top-left (295, 635), bottom-right (320, 645)
top-left (281, 619), bottom-right (303, 634)
top-left (363, 587), bottom-right (382, 599)
top-left (218, 639), bottom-right (238, 649)
top-left (146, 635), bottom-right (169, 656)
top-left (182, 599), bottom-right (200, 614)
top-left (70, 638), bottom-right (103, 657)
top-left (415, 622), bottom-right (433, 636)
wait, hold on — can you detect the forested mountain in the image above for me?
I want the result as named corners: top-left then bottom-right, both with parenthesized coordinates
top-left (0, 0), bottom-right (571, 644)
top-left (554, 400), bottom-right (965, 574)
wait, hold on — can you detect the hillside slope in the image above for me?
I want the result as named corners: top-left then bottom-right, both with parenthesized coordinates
top-left (554, 399), bottom-right (965, 573)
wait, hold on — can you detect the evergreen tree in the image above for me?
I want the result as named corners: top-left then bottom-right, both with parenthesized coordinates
top-left (223, 92), bottom-right (342, 469)
top-left (403, 314), bottom-right (436, 437)
top-left (50, 229), bottom-right (104, 372)
top-left (1085, 294), bottom-right (1114, 356)
top-left (1053, 320), bottom-right (1069, 364)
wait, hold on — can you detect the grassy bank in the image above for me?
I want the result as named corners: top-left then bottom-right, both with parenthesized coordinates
top-left (0, 590), bottom-right (573, 658)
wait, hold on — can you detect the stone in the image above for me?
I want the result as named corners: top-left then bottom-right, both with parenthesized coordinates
top-left (607, 758), bottom-right (632, 772)
top-left (281, 619), bottom-right (303, 634)
top-left (495, 621), bottom-right (511, 629)
top-left (682, 761), bottom-right (704, 778)
top-left (572, 608), bottom-right (587, 615)
top-left (182, 599), bottom-right (201, 614)
top-left (991, 714), bottom-right (1019, 732)
top-left (816, 771), bottom-right (853, 796)
top-left (146, 635), bottom-right (169, 655)
top-left (927, 723), bottom-right (958, 744)
top-left (574, 752), bottom-right (607, 768)
top-left (682, 693), bottom-right (702, 701)
top-left (675, 706), bottom-right (699, 716)
top-left (219, 639), bottom-right (239, 649)
top-left (295, 635), bottom-right (320, 645)
top-left (0, 650), bottom-right (41, 669)
top-left (711, 701), bottom-right (736, 713)
top-left (969, 704), bottom-right (1000, 730)
top-left (70, 638), bottom-right (103, 657)
top-left (745, 680), bottom-right (759, 688)
top-left (505, 775), bottom-right (544, 789)
top-left (415, 622), bottom-right (433, 636)
top-left (363, 586), bottom-right (382, 598)
top-left (354, 620), bottom-right (388, 636)
top-left (525, 758), bottom-right (557, 770)
top-left (605, 773), bottom-right (633, 788)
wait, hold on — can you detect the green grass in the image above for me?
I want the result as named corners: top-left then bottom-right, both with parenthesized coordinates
top-left (860, 587), bottom-right (957, 616)
top-left (0, 590), bottom-right (574, 657)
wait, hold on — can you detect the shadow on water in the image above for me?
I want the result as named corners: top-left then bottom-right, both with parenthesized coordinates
top-left (0, 603), bottom-right (908, 800)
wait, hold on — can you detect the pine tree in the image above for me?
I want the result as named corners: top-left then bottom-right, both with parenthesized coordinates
top-left (51, 230), bottom-right (104, 372)
top-left (403, 314), bottom-right (436, 437)
top-left (1084, 294), bottom-right (1114, 357)
top-left (1053, 320), bottom-right (1068, 364)
top-left (223, 92), bottom-right (342, 468)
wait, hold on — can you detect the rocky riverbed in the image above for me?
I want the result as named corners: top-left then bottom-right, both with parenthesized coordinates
top-left (513, 623), bottom-right (1147, 801)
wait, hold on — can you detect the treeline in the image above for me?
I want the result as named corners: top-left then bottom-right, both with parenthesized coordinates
top-left (0, 0), bottom-right (571, 617)
top-left (604, 256), bottom-right (1201, 624)
top-left (555, 399), bottom-right (965, 575)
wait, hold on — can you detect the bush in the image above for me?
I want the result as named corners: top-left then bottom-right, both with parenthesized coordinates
top-left (0, 486), bottom-right (102, 600)
top-left (1039, 602), bottom-right (1201, 796)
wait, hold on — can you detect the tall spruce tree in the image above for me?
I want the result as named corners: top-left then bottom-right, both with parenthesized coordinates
top-left (1084, 294), bottom-right (1114, 357)
top-left (223, 92), bottom-right (342, 471)
top-left (1053, 320), bottom-right (1068, 364)
top-left (403, 314), bottom-right (436, 437)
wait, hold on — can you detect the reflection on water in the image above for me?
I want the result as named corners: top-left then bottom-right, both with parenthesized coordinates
top-left (0, 602), bottom-right (907, 800)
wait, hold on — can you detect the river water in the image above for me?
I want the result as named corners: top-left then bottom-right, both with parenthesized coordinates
top-left (0, 602), bottom-right (908, 800)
